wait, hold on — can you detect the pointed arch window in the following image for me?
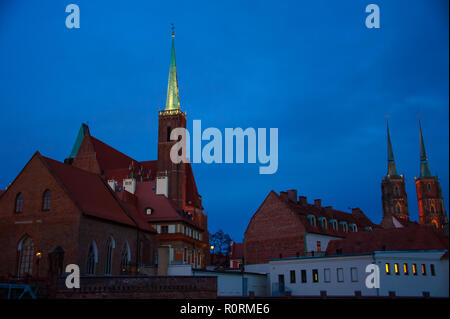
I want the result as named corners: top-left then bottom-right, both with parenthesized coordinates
top-left (42, 190), bottom-right (51, 211)
top-left (18, 236), bottom-right (34, 277)
top-left (167, 123), bottom-right (172, 142)
top-left (104, 237), bottom-right (115, 275)
top-left (15, 193), bottom-right (23, 213)
top-left (394, 186), bottom-right (399, 197)
top-left (120, 241), bottom-right (131, 273)
top-left (86, 242), bottom-right (98, 275)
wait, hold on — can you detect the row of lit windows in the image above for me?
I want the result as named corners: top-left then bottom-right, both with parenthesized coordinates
top-left (287, 267), bottom-right (359, 284)
top-left (385, 263), bottom-right (436, 276)
top-left (14, 191), bottom-right (51, 213)
top-left (307, 215), bottom-right (364, 232)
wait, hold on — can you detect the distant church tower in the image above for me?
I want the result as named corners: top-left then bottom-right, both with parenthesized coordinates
top-left (381, 120), bottom-right (410, 227)
top-left (157, 28), bottom-right (187, 210)
top-left (415, 120), bottom-right (448, 233)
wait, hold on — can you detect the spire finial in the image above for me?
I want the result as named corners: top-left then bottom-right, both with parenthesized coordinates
top-left (419, 118), bottom-right (432, 177)
top-left (165, 25), bottom-right (181, 111)
top-left (386, 117), bottom-right (398, 176)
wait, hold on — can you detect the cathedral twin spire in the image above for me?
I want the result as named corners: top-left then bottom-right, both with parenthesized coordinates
top-left (385, 118), bottom-right (433, 178)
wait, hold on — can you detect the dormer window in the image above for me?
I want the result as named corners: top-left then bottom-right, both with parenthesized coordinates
top-left (349, 223), bottom-right (358, 232)
top-left (145, 207), bottom-right (153, 215)
top-left (330, 219), bottom-right (338, 231)
top-left (307, 215), bottom-right (317, 227)
top-left (318, 217), bottom-right (327, 229)
top-left (365, 226), bottom-right (372, 231)
top-left (340, 221), bottom-right (348, 233)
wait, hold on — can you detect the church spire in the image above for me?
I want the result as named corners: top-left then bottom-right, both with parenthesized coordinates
top-left (386, 119), bottom-right (398, 176)
top-left (165, 24), bottom-right (180, 111)
top-left (419, 119), bottom-right (432, 177)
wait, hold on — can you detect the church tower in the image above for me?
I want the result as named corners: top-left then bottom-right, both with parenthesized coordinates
top-left (381, 120), bottom-right (410, 227)
top-left (157, 28), bottom-right (187, 210)
top-left (415, 120), bottom-right (448, 233)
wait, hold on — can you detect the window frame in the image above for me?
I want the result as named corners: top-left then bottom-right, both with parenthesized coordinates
top-left (42, 189), bottom-right (51, 211)
top-left (15, 193), bottom-right (23, 213)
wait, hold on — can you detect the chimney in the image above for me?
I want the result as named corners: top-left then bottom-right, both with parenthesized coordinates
top-left (280, 191), bottom-right (288, 202)
top-left (287, 189), bottom-right (297, 203)
top-left (156, 171), bottom-right (168, 197)
top-left (298, 196), bottom-right (307, 205)
top-left (314, 199), bottom-right (322, 207)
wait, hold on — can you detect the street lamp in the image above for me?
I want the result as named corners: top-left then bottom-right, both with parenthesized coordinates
top-left (35, 251), bottom-right (42, 278)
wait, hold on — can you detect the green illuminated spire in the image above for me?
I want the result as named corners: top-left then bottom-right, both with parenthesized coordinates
top-left (419, 119), bottom-right (432, 177)
top-left (165, 25), bottom-right (180, 111)
top-left (386, 119), bottom-right (398, 176)
top-left (68, 123), bottom-right (89, 159)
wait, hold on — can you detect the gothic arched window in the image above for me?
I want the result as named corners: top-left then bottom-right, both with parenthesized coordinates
top-left (120, 242), bottom-right (130, 273)
top-left (167, 123), bottom-right (172, 142)
top-left (42, 190), bottom-right (51, 211)
top-left (18, 236), bottom-right (34, 277)
top-left (86, 242), bottom-right (98, 275)
top-left (394, 186), bottom-right (399, 197)
top-left (104, 237), bottom-right (115, 275)
top-left (15, 193), bottom-right (23, 213)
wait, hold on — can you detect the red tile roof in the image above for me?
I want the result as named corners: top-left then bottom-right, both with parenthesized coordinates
top-left (277, 192), bottom-right (378, 238)
top-left (230, 243), bottom-right (244, 260)
top-left (41, 155), bottom-right (155, 233)
top-left (325, 225), bottom-right (449, 255)
top-left (133, 181), bottom-right (198, 227)
top-left (90, 136), bottom-right (138, 171)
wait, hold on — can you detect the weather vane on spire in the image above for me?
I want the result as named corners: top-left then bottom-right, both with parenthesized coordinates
top-left (171, 23), bottom-right (175, 37)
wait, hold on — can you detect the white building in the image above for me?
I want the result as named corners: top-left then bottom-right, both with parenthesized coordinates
top-left (266, 250), bottom-right (448, 297)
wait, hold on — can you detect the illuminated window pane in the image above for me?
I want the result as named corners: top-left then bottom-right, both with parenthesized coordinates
top-left (312, 269), bottom-right (319, 283)
top-left (403, 263), bottom-right (409, 275)
top-left (394, 263), bottom-right (399, 275)
top-left (385, 263), bottom-right (391, 275)
top-left (421, 264), bottom-right (426, 276)
top-left (412, 264), bottom-right (417, 275)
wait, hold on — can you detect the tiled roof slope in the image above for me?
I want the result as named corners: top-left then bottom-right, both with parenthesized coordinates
top-left (325, 225), bottom-right (449, 255)
top-left (42, 155), bottom-right (155, 233)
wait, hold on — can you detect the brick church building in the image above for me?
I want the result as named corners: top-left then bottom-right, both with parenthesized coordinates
top-left (0, 31), bottom-right (209, 279)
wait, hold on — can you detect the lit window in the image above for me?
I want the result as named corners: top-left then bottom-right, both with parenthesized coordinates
top-left (290, 270), bottom-right (296, 283)
top-left (403, 263), bottom-right (409, 275)
top-left (430, 264), bottom-right (435, 276)
top-left (42, 190), bottom-right (51, 211)
top-left (15, 193), bottom-right (23, 213)
top-left (412, 264), bottom-right (417, 276)
top-left (316, 241), bottom-right (321, 252)
top-left (385, 263), bottom-right (391, 275)
top-left (421, 264), bottom-right (426, 276)
top-left (312, 269), bottom-right (319, 283)
top-left (394, 263), bottom-right (400, 275)
top-left (145, 207), bottom-right (153, 215)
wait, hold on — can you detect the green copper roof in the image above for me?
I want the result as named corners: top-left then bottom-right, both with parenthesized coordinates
top-left (68, 123), bottom-right (89, 159)
top-left (386, 120), bottom-right (398, 176)
top-left (419, 120), bottom-right (432, 177)
top-left (165, 35), bottom-right (180, 111)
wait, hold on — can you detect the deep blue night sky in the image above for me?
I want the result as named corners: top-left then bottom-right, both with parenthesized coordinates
top-left (0, 0), bottom-right (448, 242)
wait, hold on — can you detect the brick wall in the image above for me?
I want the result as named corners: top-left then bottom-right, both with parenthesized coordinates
top-left (244, 192), bottom-right (306, 264)
top-left (0, 154), bottom-right (81, 277)
top-left (55, 275), bottom-right (217, 299)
